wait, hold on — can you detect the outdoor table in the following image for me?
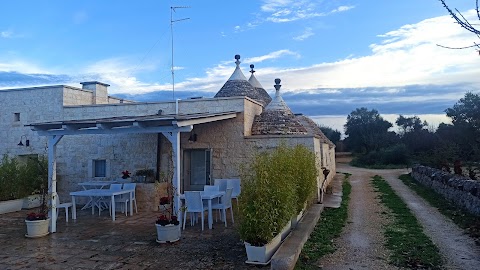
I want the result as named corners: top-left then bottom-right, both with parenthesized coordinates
top-left (70, 188), bottom-right (134, 221)
top-left (179, 191), bottom-right (225, 229)
top-left (77, 181), bottom-right (115, 210)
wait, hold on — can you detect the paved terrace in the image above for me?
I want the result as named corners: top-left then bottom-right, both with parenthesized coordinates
top-left (0, 209), bottom-right (259, 270)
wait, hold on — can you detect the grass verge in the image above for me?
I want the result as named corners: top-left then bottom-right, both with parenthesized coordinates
top-left (295, 174), bottom-right (351, 270)
top-left (399, 174), bottom-right (480, 245)
top-left (372, 175), bottom-right (443, 269)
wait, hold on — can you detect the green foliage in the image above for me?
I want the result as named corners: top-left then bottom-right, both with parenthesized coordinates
top-left (0, 154), bottom-right (48, 201)
top-left (318, 125), bottom-right (341, 145)
top-left (291, 145), bottom-right (318, 213)
top-left (344, 107), bottom-right (395, 153)
top-left (396, 115), bottom-right (427, 135)
top-left (399, 174), bottom-right (480, 245)
top-left (351, 144), bottom-right (409, 168)
top-left (296, 175), bottom-right (351, 270)
top-left (238, 144), bottom-right (317, 246)
top-left (372, 175), bottom-right (443, 269)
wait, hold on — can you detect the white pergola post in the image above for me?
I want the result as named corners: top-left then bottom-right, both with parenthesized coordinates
top-left (162, 131), bottom-right (182, 218)
top-left (48, 135), bottom-right (63, 233)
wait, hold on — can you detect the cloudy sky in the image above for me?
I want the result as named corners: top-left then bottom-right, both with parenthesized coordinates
top-left (1, 0), bottom-right (479, 132)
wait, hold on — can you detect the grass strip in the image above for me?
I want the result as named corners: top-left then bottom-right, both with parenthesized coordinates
top-left (399, 174), bottom-right (480, 245)
top-left (295, 174), bottom-right (351, 270)
top-left (372, 175), bottom-right (443, 269)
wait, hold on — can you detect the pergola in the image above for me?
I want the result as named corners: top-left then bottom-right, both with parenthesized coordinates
top-left (28, 111), bottom-right (237, 232)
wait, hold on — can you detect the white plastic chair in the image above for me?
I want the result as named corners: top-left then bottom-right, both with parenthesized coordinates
top-left (213, 179), bottom-right (228, 192)
top-left (227, 179), bottom-right (241, 208)
top-left (123, 183), bottom-right (138, 214)
top-left (99, 184), bottom-right (128, 216)
top-left (183, 191), bottom-right (208, 231)
top-left (203, 185), bottom-right (220, 192)
top-left (211, 188), bottom-right (234, 227)
top-left (56, 194), bottom-right (73, 222)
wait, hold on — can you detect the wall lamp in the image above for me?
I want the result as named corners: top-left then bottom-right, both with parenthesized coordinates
top-left (188, 132), bottom-right (197, 143)
top-left (18, 135), bottom-right (30, 147)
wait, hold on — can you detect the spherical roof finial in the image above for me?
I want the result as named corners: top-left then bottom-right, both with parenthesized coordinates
top-left (249, 64), bottom-right (255, 74)
top-left (274, 78), bottom-right (281, 91)
top-left (235, 54), bottom-right (241, 60)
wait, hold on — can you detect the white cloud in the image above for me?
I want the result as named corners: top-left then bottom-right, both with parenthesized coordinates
top-left (1, 30), bottom-right (13, 38)
top-left (331, 5), bottom-right (355, 13)
top-left (244, 50), bottom-right (300, 63)
top-left (293, 27), bottom-right (314, 41)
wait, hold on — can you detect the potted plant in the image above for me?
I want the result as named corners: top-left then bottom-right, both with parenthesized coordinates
top-left (0, 155), bottom-right (26, 214)
top-left (155, 171), bottom-right (181, 243)
top-left (135, 169), bottom-right (155, 183)
top-left (25, 183), bottom-right (49, 238)
top-left (239, 146), bottom-right (296, 264)
top-left (121, 170), bottom-right (131, 179)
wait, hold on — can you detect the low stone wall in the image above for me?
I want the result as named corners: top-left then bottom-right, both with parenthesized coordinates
top-left (411, 165), bottom-right (480, 216)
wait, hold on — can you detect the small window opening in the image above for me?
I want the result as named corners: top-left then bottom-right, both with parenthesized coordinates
top-left (93, 159), bottom-right (107, 177)
top-left (14, 113), bottom-right (20, 122)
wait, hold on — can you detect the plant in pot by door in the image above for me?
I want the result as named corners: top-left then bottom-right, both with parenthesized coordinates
top-left (155, 171), bottom-right (181, 243)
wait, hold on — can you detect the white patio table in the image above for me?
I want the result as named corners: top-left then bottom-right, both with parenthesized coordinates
top-left (70, 188), bottom-right (134, 221)
top-left (179, 191), bottom-right (224, 229)
top-left (77, 181), bottom-right (116, 210)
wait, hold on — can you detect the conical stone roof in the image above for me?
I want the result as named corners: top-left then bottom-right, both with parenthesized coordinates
top-left (214, 55), bottom-right (272, 107)
top-left (251, 78), bottom-right (307, 135)
top-left (295, 115), bottom-right (335, 147)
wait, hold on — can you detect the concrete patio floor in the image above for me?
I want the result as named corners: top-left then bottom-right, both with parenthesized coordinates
top-left (0, 208), bottom-right (260, 270)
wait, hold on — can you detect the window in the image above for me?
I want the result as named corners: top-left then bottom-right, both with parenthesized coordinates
top-left (93, 159), bottom-right (106, 177)
top-left (14, 113), bottom-right (20, 122)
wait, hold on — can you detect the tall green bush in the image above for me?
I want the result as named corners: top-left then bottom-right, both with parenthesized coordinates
top-left (0, 154), bottom-right (48, 201)
top-left (238, 144), bottom-right (318, 246)
top-left (291, 145), bottom-right (318, 213)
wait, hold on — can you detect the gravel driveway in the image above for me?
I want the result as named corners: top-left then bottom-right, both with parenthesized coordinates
top-left (317, 162), bottom-right (480, 270)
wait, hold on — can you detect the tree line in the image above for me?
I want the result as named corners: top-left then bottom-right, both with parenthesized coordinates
top-left (319, 92), bottom-right (480, 178)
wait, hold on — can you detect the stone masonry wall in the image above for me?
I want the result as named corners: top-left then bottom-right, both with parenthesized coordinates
top-left (411, 165), bottom-right (480, 216)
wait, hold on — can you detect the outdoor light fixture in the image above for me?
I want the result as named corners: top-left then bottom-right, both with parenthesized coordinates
top-left (188, 132), bottom-right (197, 142)
top-left (18, 135), bottom-right (30, 147)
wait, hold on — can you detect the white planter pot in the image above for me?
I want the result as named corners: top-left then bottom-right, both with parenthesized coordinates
top-left (25, 218), bottom-right (50, 238)
top-left (158, 204), bottom-right (171, 212)
top-left (280, 220), bottom-right (292, 241)
top-left (22, 195), bottom-right (42, 209)
top-left (291, 210), bottom-right (304, 229)
top-left (245, 233), bottom-right (282, 265)
top-left (155, 223), bottom-right (181, 243)
top-left (0, 199), bottom-right (24, 214)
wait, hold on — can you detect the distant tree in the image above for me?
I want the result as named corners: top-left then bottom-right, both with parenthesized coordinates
top-left (344, 108), bottom-right (395, 153)
top-left (438, 0), bottom-right (480, 52)
top-left (396, 115), bottom-right (427, 135)
top-left (445, 92), bottom-right (480, 134)
top-left (318, 125), bottom-right (341, 145)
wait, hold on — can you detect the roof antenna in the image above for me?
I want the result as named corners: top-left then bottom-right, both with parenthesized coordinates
top-left (170, 6), bottom-right (190, 100)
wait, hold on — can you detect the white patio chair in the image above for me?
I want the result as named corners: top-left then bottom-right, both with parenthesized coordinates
top-left (227, 179), bottom-right (241, 208)
top-left (183, 191), bottom-right (208, 231)
top-left (98, 184), bottom-right (129, 216)
top-left (123, 183), bottom-right (138, 214)
top-left (211, 188), bottom-right (234, 227)
top-left (55, 194), bottom-right (73, 222)
top-left (213, 179), bottom-right (228, 192)
top-left (203, 185), bottom-right (220, 192)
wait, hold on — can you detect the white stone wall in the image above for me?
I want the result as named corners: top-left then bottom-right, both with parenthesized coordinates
top-left (0, 86), bottom-right (65, 158)
top-left (63, 87), bottom-right (94, 106)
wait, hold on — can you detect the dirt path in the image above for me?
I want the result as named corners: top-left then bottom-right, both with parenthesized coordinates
top-left (318, 162), bottom-right (480, 270)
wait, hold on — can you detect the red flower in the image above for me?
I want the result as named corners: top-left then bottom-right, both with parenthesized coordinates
top-left (26, 212), bottom-right (48, 221)
top-left (121, 170), bottom-right (131, 179)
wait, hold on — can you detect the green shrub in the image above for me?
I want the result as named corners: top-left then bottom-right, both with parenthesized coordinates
top-left (291, 145), bottom-right (318, 213)
top-left (351, 144), bottom-right (409, 168)
top-left (0, 154), bottom-right (48, 201)
top-left (238, 144), bottom-right (318, 246)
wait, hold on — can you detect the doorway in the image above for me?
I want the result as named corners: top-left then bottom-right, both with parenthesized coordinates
top-left (183, 149), bottom-right (211, 191)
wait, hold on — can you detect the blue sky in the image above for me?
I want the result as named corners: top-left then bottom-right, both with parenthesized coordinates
top-left (1, 0), bottom-right (479, 132)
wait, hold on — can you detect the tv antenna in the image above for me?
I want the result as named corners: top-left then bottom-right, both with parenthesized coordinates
top-left (170, 6), bottom-right (190, 100)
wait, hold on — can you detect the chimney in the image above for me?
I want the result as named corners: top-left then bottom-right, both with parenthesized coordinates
top-left (80, 81), bottom-right (110, 104)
